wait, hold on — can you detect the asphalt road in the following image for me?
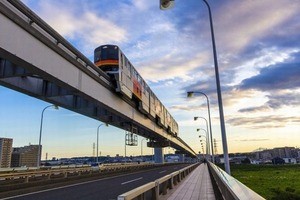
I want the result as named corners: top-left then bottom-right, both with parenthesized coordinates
top-left (2, 164), bottom-right (190, 200)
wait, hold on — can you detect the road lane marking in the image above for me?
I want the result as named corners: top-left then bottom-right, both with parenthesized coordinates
top-left (121, 177), bottom-right (143, 185)
top-left (1, 166), bottom-right (185, 199)
top-left (159, 170), bottom-right (167, 174)
top-left (1, 174), bottom-right (142, 200)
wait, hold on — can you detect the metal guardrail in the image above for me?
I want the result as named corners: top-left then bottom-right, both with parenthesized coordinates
top-left (0, 163), bottom-right (157, 184)
top-left (118, 163), bottom-right (199, 200)
top-left (0, 164), bottom-right (90, 173)
top-left (207, 162), bottom-right (265, 200)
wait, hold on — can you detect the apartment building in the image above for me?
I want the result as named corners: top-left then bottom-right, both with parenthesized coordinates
top-left (0, 138), bottom-right (13, 168)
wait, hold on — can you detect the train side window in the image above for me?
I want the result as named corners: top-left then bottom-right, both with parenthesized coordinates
top-left (120, 54), bottom-right (123, 68)
top-left (128, 64), bottom-right (132, 78)
top-left (134, 71), bottom-right (137, 79)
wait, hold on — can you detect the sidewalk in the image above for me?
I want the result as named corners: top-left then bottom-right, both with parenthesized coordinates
top-left (162, 163), bottom-right (216, 200)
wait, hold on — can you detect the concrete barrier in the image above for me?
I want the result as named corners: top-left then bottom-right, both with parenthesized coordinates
top-left (0, 163), bottom-right (166, 184)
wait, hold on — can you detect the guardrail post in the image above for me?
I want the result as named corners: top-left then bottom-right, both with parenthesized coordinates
top-left (178, 172), bottom-right (182, 182)
top-left (169, 175), bottom-right (174, 189)
top-left (162, 181), bottom-right (168, 195)
top-left (64, 171), bottom-right (68, 178)
top-left (153, 181), bottom-right (159, 199)
top-left (24, 175), bottom-right (29, 183)
top-left (173, 174), bottom-right (178, 186)
top-left (48, 172), bottom-right (51, 180)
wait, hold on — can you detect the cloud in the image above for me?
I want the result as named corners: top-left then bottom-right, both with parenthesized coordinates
top-left (239, 62), bottom-right (300, 91)
top-left (215, 0), bottom-right (300, 54)
top-left (226, 115), bottom-right (300, 129)
top-left (138, 51), bottom-right (211, 83)
top-left (237, 91), bottom-right (300, 113)
top-left (28, 1), bottom-right (127, 55)
top-left (266, 92), bottom-right (300, 109)
top-left (210, 0), bottom-right (300, 88)
top-left (236, 139), bottom-right (270, 142)
top-left (170, 104), bottom-right (204, 112)
top-left (238, 105), bottom-right (271, 113)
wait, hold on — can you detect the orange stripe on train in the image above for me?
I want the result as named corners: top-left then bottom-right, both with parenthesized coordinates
top-left (94, 59), bottom-right (118, 66)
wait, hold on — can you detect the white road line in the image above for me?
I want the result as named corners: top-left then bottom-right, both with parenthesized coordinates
top-left (159, 170), bottom-right (167, 174)
top-left (121, 177), bottom-right (143, 185)
top-left (0, 178), bottom-right (103, 200)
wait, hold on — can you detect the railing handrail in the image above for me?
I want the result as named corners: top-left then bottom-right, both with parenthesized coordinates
top-left (118, 163), bottom-right (199, 200)
top-left (207, 162), bottom-right (265, 200)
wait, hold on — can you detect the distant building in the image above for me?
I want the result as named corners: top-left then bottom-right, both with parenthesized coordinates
top-left (255, 150), bottom-right (272, 160)
top-left (273, 147), bottom-right (295, 158)
top-left (283, 158), bottom-right (297, 164)
top-left (0, 138), bottom-right (13, 168)
top-left (165, 155), bottom-right (179, 163)
top-left (11, 145), bottom-right (40, 167)
top-left (254, 147), bottom-right (297, 161)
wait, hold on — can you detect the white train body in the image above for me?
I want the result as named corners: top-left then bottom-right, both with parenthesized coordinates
top-left (94, 45), bottom-right (178, 137)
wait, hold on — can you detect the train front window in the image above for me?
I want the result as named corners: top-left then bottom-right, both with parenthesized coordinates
top-left (94, 51), bottom-right (101, 62)
top-left (101, 46), bottom-right (118, 60)
top-left (94, 46), bottom-right (118, 63)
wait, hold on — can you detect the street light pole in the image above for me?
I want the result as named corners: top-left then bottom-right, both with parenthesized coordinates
top-left (37, 105), bottom-right (58, 168)
top-left (187, 91), bottom-right (214, 163)
top-left (202, 0), bottom-right (230, 174)
top-left (160, 0), bottom-right (230, 174)
top-left (125, 132), bottom-right (127, 161)
top-left (194, 116), bottom-right (210, 157)
top-left (197, 128), bottom-right (209, 158)
top-left (197, 131), bottom-right (208, 158)
top-left (96, 124), bottom-right (107, 163)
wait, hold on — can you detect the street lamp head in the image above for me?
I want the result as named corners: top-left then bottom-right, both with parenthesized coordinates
top-left (187, 91), bottom-right (194, 98)
top-left (194, 116), bottom-right (198, 121)
top-left (160, 0), bottom-right (175, 10)
top-left (196, 128), bottom-right (200, 132)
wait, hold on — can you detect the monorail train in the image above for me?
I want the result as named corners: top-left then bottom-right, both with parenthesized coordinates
top-left (94, 45), bottom-right (178, 137)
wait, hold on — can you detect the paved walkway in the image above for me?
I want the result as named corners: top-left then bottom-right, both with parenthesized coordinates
top-left (162, 163), bottom-right (216, 200)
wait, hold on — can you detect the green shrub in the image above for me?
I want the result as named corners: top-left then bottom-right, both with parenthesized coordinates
top-left (270, 187), bottom-right (300, 200)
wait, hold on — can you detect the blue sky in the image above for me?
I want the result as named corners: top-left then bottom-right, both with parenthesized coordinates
top-left (1, 0), bottom-right (299, 159)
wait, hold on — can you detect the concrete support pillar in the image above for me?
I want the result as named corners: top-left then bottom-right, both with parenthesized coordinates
top-left (154, 148), bottom-right (164, 163)
top-left (178, 154), bottom-right (185, 162)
